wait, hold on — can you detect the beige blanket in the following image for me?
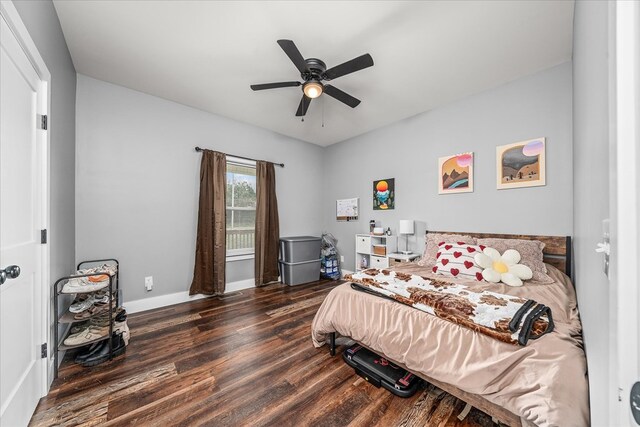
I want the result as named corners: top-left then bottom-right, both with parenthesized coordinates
top-left (311, 263), bottom-right (589, 427)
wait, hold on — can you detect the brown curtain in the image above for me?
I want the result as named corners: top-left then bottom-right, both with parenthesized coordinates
top-left (255, 161), bottom-right (280, 286)
top-left (190, 150), bottom-right (226, 295)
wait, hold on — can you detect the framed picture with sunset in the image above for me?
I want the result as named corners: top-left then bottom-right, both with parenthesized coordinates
top-left (373, 178), bottom-right (395, 210)
top-left (496, 138), bottom-right (546, 189)
top-left (438, 152), bottom-right (474, 194)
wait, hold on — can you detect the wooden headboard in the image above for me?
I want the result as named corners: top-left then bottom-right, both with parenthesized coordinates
top-left (426, 230), bottom-right (572, 279)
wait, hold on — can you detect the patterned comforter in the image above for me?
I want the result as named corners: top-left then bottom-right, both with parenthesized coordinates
top-left (346, 268), bottom-right (553, 345)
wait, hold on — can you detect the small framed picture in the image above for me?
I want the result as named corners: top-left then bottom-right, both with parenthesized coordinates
top-left (336, 197), bottom-right (359, 221)
top-left (496, 138), bottom-right (546, 189)
top-left (438, 152), bottom-right (474, 194)
top-left (373, 178), bottom-right (394, 210)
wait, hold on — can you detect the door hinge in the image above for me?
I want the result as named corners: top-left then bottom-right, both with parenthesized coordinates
top-left (41, 229), bottom-right (47, 244)
top-left (37, 114), bottom-right (47, 130)
top-left (40, 343), bottom-right (47, 358)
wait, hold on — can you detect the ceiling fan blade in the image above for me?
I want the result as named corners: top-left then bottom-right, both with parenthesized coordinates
top-left (277, 39), bottom-right (309, 74)
top-left (324, 85), bottom-right (361, 108)
top-left (250, 81), bottom-right (301, 91)
top-left (295, 95), bottom-right (312, 116)
top-left (323, 54), bottom-right (374, 80)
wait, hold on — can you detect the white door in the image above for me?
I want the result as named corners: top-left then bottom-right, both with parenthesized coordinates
top-left (0, 12), bottom-right (46, 427)
top-left (611, 1), bottom-right (640, 425)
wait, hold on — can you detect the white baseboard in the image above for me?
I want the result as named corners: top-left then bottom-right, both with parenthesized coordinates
top-left (47, 358), bottom-right (56, 388)
top-left (225, 278), bottom-right (255, 293)
top-left (124, 278), bottom-right (255, 314)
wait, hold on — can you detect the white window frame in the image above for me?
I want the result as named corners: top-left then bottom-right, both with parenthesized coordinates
top-left (226, 156), bottom-right (256, 261)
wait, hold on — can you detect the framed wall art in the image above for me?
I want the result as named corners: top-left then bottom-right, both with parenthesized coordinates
top-left (496, 137), bottom-right (546, 189)
top-left (438, 152), bottom-right (474, 194)
top-left (373, 178), bottom-right (394, 210)
top-left (336, 197), bottom-right (359, 221)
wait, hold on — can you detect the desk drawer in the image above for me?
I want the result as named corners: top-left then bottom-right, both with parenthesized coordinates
top-left (356, 236), bottom-right (371, 254)
top-left (370, 255), bottom-right (388, 269)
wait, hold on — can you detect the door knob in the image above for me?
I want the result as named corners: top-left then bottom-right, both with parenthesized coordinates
top-left (0, 265), bottom-right (21, 285)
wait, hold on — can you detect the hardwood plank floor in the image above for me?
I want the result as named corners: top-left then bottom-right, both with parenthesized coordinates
top-left (31, 280), bottom-right (499, 427)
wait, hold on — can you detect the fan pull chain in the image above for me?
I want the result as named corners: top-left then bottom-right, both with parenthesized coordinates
top-left (322, 96), bottom-right (325, 128)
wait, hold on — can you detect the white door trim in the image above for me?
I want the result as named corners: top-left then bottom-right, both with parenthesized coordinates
top-left (0, 0), bottom-right (52, 394)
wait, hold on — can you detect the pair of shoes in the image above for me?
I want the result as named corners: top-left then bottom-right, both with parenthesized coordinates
top-left (79, 332), bottom-right (126, 367)
top-left (73, 303), bottom-right (110, 320)
top-left (70, 321), bottom-right (89, 335)
top-left (63, 324), bottom-right (109, 346)
top-left (114, 320), bottom-right (130, 345)
top-left (80, 264), bottom-right (117, 277)
top-left (74, 341), bottom-right (104, 364)
top-left (115, 308), bottom-right (127, 323)
top-left (68, 289), bottom-right (112, 314)
top-left (87, 314), bottom-right (110, 328)
top-left (62, 276), bottom-right (111, 294)
top-left (61, 264), bottom-right (117, 294)
top-left (94, 288), bottom-right (109, 297)
top-left (93, 293), bottom-right (110, 304)
top-left (69, 294), bottom-right (94, 313)
top-left (95, 264), bottom-right (118, 276)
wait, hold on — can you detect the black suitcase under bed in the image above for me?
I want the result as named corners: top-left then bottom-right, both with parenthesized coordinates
top-left (342, 343), bottom-right (422, 398)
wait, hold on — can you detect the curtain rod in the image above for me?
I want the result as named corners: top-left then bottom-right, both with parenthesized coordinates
top-left (194, 146), bottom-right (284, 168)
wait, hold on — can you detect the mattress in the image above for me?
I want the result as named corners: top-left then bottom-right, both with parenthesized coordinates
top-left (311, 263), bottom-right (589, 427)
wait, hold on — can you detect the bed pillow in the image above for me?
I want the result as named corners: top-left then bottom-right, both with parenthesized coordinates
top-left (418, 233), bottom-right (477, 267)
top-left (433, 243), bottom-right (485, 281)
top-left (474, 247), bottom-right (533, 287)
top-left (476, 238), bottom-right (553, 283)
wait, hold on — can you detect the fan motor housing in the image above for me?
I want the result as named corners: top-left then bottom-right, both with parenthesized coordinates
top-left (303, 58), bottom-right (326, 80)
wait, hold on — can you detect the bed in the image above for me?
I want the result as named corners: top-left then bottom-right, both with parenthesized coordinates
top-left (311, 231), bottom-right (589, 427)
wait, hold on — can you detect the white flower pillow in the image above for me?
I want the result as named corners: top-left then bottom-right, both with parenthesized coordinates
top-left (433, 243), bottom-right (485, 281)
top-left (474, 247), bottom-right (533, 287)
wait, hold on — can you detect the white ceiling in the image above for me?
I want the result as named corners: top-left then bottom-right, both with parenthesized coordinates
top-left (53, 1), bottom-right (574, 146)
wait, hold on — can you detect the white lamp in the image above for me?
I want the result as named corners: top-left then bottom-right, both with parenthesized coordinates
top-left (399, 220), bottom-right (414, 255)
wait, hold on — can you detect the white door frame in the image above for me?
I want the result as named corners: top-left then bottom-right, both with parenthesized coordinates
top-left (610, 0), bottom-right (640, 425)
top-left (0, 0), bottom-right (51, 394)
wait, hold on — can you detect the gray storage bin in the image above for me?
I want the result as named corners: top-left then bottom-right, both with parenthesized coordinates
top-left (279, 236), bottom-right (321, 263)
top-left (279, 259), bottom-right (321, 286)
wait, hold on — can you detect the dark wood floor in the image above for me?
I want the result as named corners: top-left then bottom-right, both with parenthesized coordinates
top-left (31, 280), bottom-right (498, 426)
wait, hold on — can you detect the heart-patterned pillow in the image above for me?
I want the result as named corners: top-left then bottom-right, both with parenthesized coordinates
top-left (433, 243), bottom-right (485, 281)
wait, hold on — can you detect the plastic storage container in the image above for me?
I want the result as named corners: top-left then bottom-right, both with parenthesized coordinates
top-left (279, 236), bottom-right (322, 263)
top-left (279, 259), bottom-right (321, 286)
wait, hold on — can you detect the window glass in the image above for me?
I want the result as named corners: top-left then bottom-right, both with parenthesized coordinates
top-left (226, 162), bottom-right (256, 255)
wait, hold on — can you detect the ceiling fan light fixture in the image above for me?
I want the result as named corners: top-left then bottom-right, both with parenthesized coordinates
top-left (303, 81), bottom-right (323, 99)
top-left (250, 40), bottom-right (372, 117)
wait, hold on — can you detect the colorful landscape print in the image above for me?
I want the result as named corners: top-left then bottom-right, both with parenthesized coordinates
top-left (497, 138), bottom-right (546, 189)
top-left (438, 152), bottom-right (473, 194)
top-left (373, 178), bottom-right (395, 210)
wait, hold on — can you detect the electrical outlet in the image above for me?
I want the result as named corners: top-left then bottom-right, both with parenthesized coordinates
top-left (340, 255), bottom-right (345, 263)
top-left (145, 276), bottom-right (153, 291)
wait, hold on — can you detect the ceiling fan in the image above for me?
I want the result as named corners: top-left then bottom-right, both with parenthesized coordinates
top-left (250, 39), bottom-right (374, 117)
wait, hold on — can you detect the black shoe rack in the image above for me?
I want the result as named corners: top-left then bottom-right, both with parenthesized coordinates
top-left (53, 258), bottom-right (120, 378)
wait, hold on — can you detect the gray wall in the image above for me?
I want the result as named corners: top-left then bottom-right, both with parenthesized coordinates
top-left (572, 1), bottom-right (611, 424)
top-left (75, 75), bottom-right (324, 302)
top-left (323, 62), bottom-right (573, 270)
top-left (13, 0), bottom-right (76, 361)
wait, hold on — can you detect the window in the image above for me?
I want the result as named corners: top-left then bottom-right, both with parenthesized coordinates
top-left (226, 160), bottom-right (256, 257)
